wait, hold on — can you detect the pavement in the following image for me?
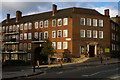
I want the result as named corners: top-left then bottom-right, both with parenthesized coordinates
top-left (1, 58), bottom-right (120, 80)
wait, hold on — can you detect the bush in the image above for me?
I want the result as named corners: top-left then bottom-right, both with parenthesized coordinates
top-left (4, 60), bottom-right (27, 66)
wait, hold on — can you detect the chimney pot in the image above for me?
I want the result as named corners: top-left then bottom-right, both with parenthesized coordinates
top-left (6, 14), bottom-right (10, 23)
top-left (16, 10), bottom-right (22, 22)
top-left (104, 9), bottom-right (110, 17)
top-left (52, 4), bottom-right (57, 16)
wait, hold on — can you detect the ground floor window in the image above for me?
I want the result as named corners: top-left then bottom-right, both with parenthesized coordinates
top-left (4, 54), bottom-right (10, 61)
top-left (80, 46), bottom-right (85, 54)
top-left (27, 53), bottom-right (31, 60)
top-left (11, 54), bottom-right (18, 60)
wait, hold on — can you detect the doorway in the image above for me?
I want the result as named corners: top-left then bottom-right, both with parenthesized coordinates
top-left (89, 45), bottom-right (95, 57)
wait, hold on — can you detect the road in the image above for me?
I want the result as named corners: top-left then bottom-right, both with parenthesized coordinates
top-left (27, 63), bottom-right (120, 79)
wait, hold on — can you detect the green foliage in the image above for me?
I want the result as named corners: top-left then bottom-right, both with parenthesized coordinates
top-left (40, 39), bottom-right (55, 57)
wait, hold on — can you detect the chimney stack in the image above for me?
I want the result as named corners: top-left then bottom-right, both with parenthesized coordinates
top-left (104, 9), bottom-right (110, 17)
top-left (52, 4), bottom-right (57, 16)
top-left (16, 10), bottom-right (22, 22)
top-left (6, 14), bottom-right (10, 23)
top-left (116, 15), bottom-right (119, 24)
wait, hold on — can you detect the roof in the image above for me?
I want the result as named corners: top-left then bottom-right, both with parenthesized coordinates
top-left (2, 7), bottom-right (104, 26)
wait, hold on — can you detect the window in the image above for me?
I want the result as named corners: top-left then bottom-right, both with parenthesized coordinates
top-left (20, 34), bottom-right (23, 40)
top-left (52, 19), bottom-right (56, 27)
top-left (9, 26), bottom-right (12, 31)
top-left (80, 18), bottom-right (85, 25)
top-left (40, 21), bottom-right (43, 28)
top-left (28, 43), bottom-right (31, 50)
top-left (111, 23), bottom-right (115, 30)
top-left (19, 43), bottom-right (23, 50)
top-left (24, 33), bottom-right (27, 40)
top-left (44, 20), bottom-right (48, 28)
top-left (24, 23), bottom-right (28, 30)
top-left (52, 30), bottom-right (56, 38)
top-left (63, 30), bottom-right (68, 37)
top-left (20, 24), bottom-right (23, 30)
top-left (57, 42), bottom-right (62, 49)
top-left (58, 19), bottom-right (62, 26)
top-left (11, 54), bottom-right (18, 60)
top-left (28, 23), bottom-right (32, 29)
top-left (80, 46), bottom-right (85, 54)
top-left (63, 42), bottom-right (68, 49)
top-left (34, 32), bottom-right (38, 39)
top-left (23, 43), bottom-right (27, 51)
top-left (87, 30), bottom-right (91, 38)
top-left (52, 42), bottom-right (56, 49)
top-left (39, 32), bottom-right (43, 40)
top-left (35, 22), bottom-right (38, 29)
top-left (87, 18), bottom-right (91, 26)
top-left (58, 30), bottom-right (62, 37)
top-left (99, 20), bottom-right (103, 27)
top-left (112, 33), bottom-right (116, 40)
top-left (99, 31), bottom-right (103, 38)
top-left (63, 18), bottom-right (68, 26)
top-left (93, 30), bottom-right (97, 38)
top-left (6, 26), bottom-right (8, 32)
top-left (27, 53), bottom-right (31, 60)
top-left (16, 25), bottom-right (19, 32)
top-left (28, 33), bottom-right (32, 39)
top-left (93, 19), bottom-right (97, 26)
top-left (80, 30), bottom-right (85, 38)
top-left (44, 31), bottom-right (48, 39)
top-left (13, 25), bottom-right (16, 31)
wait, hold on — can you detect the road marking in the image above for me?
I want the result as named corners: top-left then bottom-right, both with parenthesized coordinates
top-left (40, 71), bottom-right (46, 75)
top-left (57, 71), bottom-right (63, 74)
top-left (82, 68), bottom-right (119, 77)
top-left (108, 75), bottom-right (120, 79)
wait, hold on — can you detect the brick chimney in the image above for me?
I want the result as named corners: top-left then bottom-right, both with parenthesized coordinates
top-left (104, 9), bottom-right (109, 17)
top-left (52, 4), bottom-right (57, 16)
top-left (6, 14), bottom-right (10, 23)
top-left (16, 10), bottom-right (22, 22)
top-left (116, 15), bottom-right (119, 24)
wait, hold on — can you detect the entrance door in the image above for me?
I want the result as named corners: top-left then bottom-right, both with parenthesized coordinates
top-left (89, 45), bottom-right (95, 57)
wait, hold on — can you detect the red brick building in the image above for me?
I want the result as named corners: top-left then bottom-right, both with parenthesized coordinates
top-left (1, 4), bottom-right (120, 63)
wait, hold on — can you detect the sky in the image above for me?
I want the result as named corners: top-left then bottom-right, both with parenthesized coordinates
top-left (0, 0), bottom-right (120, 22)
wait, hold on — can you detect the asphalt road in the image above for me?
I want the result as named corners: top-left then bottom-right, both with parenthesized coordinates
top-left (27, 63), bottom-right (120, 79)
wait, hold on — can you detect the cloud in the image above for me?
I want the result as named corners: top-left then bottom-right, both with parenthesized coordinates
top-left (94, 6), bottom-right (118, 17)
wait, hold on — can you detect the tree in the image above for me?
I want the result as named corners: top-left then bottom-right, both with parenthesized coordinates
top-left (40, 39), bottom-right (56, 64)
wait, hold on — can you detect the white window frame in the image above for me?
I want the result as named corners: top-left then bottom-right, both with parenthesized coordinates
top-left (28, 43), bottom-right (31, 50)
top-left (87, 18), bottom-right (91, 26)
top-left (99, 20), bottom-right (103, 27)
top-left (52, 19), bottom-right (56, 27)
top-left (52, 30), bottom-right (56, 38)
top-left (93, 30), bottom-right (97, 38)
top-left (44, 20), bottom-right (48, 28)
top-left (13, 25), bottom-right (16, 31)
top-left (9, 26), bottom-right (12, 31)
top-left (39, 32), bottom-right (43, 40)
top-left (20, 24), bottom-right (23, 30)
top-left (63, 30), bottom-right (68, 37)
top-left (52, 42), bottom-right (56, 49)
top-left (63, 42), bottom-right (68, 49)
top-left (87, 30), bottom-right (92, 38)
top-left (80, 18), bottom-right (85, 25)
top-left (57, 30), bottom-right (62, 38)
top-left (35, 22), bottom-right (38, 29)
top-left (58, 19), bottom-right (62, 26)
top-left (28, 33), bottom-right (32, 39)
top-left (34, 32), bottom-right (38, 39)
top-left (44, 31), bottom-right (48, 39)
top-left (57, 42), bottom-right (62, 49)
top-left (20, 34), bottom-right (23, 40)
top-left (24, 23), bottom-right (28, 30)
top-left (80, 30), bottom-right (85, 38)
top-left (24, 33), bottom-right (27, 40)
top-left (63, 18), bottom-right (68, 26)
top-left (99, 31), bottom-right (103, 38)
top-left (93, 19), bottom-right (97, 26)
top-left (28, 23), bottom-right (32, 29)
top-left (40, 21), bottom-right (43, 28)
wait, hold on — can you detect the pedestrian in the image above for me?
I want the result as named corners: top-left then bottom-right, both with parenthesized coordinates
top-left (60, 60), bottom-right (63, 68)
